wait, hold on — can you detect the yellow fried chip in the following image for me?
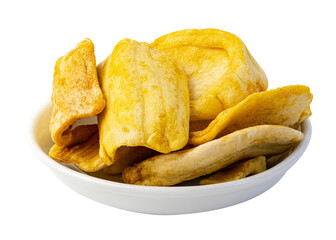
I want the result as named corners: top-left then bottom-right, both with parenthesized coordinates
top-left (49, 124), bottom-right (156, 173)
top-left (49, 125), bottom-right (106, 172)
top-left (190, 85), bottom-right (313, 146)
top-left (151, 28), bottom-right (268, 121)
top-left (122, 125), bottom-right (303, 186)
top-left (50, 38), bottom-right (106, 147)
top-left (97, 39), bottom-right (189, 165)
top-left (200, 156), bottom-right (266, 185)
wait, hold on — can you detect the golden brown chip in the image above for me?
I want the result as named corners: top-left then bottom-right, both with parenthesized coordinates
top-left (48, 125), bottom-right (106, 172)
top-left (122, 125), bottom-right (303, 186)
top-left (190, 85), bottom-right (313, 146)
top-left (151, 28), bottom-right (268, 121)
top-left (200, 156), bottom-right (266, 185)
top-left (97, 39), bottom-right (189, 166)
top-left (50, 38), bottom-right (106, 147)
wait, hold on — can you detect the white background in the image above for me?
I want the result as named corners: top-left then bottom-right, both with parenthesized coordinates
top-left (1, 0), bottom-right (335, 239)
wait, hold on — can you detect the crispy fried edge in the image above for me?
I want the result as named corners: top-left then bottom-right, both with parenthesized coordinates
top-left (189, 85), bottom-right (312, 145)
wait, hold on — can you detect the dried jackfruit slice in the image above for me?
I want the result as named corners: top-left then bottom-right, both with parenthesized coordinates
top-left (122, 125), bottom-right (303, 186)
top-left (190, 85), bottom-right (313, 146)
top-left (97, 39), bottom-right (189, 166)
top-left (200, 156), bottom-right (267, 185)
top-left (151, 28), bottom-right (268, 121)
top-left (49, 125), bottom-right (106, 172)
top-left (50, 38), bottom-right (106, 147)
top-left (49, 125), bottom-right (156, 173)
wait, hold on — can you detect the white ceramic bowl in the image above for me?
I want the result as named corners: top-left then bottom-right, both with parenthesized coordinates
top-left (30, 103), bottom-right (312, 215)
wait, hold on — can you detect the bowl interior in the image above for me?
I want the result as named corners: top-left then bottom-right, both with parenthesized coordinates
top-left (32, 103), bottom-right (311, 187)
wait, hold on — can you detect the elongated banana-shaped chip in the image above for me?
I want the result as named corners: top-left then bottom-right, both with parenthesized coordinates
top-left (200, 156), bottom-right (266, 185)
top-left (151, 28), bottom-right (268, 121)
top-left (50, 38), bottom-right (106, 147)
top-left (190, 85), bottom-right (313, 146)
top-left (97, 39), bottom-right (189, 166)
top-left (122, 125), bottom-right (304, 186)
top-left (49, 125), bottom-right (106, 172)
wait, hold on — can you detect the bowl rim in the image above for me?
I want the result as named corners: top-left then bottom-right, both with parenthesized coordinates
top-left (29, 102), bottom-right (312, 193)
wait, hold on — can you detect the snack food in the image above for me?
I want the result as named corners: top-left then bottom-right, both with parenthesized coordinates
top-left (49, 125), bottom-right (106, 172)
top-left (47, 30), bottom-right (312, 186)
top-left (152, 28), bottom-right (268, 121)
top-left (49, 127), bottom-right (156, 173)
top-left (122, 125), bottom-right (303, 186)
top-left (49, 38), bottom-right (105, 147)
top-left (200, 156), bottom-right (266, 185)
top-left (97, 39), bottom-right (189, 166)
top-left (189, 85), bottom-right (313, 145)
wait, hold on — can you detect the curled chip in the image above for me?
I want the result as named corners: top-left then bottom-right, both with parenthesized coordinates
top-left (50, 38), bottom-right (106, 147)
top-left (190, 85), bottom-right (313, 146)
top-left (97, 39), bottom-right (189, 166)
top-left (151, 28), bottom-right (268, 121)
top-left (49, 125), bottom-right (156, 173)
top-left (200, 156), bottom-right (266, 185)
top-left (49, 125), bottom-right (106, 172)
top-left (122, 125), bottom-right (303, 186)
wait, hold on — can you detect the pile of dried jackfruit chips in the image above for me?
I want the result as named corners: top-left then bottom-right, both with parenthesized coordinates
top-left (49, 28), bottom-right (313, 186)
